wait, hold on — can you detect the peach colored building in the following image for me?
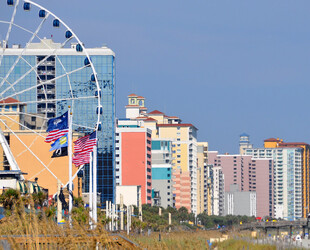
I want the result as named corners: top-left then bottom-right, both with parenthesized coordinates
top-left (173, 168), bottom-right (191, 212)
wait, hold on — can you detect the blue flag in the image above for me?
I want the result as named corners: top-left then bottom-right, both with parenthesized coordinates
top-left (46, 111), bottom-right (68, 132)
top-left (49, 133), bottom-right (68, 152)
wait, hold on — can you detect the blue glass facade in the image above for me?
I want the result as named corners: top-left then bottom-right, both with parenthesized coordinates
top-left (0, 51), bottom-right (115, 204)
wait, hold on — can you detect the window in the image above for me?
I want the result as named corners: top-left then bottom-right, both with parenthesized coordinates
top-left (167, 192), bottom-right (170, 195)
top-left (11, 105), bottom-right (17, 111)
top-left (177, 155), bottom-right (181, 158)
top-left (177, 138), bottom-right (180, 141)
top-left (168, 186), bottom-right (170, 189)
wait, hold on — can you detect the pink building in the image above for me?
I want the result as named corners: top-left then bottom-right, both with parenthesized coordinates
top-left (173, 169), bottom-right (191, 212)
top-left (208, 151), bottom-right (274, 218)
top-left (115, 121), bottom-right (152, 204)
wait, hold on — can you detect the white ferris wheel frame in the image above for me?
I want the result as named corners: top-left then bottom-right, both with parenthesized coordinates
top-left (0, 0), bottom-right (102, 187)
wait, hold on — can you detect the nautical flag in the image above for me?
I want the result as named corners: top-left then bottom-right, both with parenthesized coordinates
top-left (49, 133), bottom-right (68, 152)
top-left (45, 112), bottom-right (68, 143)
top-left (51, 147), bottom-right (68, 158)
top-left (72, 131), bottom-right (97, 166)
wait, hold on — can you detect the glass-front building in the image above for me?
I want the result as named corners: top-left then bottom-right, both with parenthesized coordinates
top-left (0, 39), bottom-right (116, 203)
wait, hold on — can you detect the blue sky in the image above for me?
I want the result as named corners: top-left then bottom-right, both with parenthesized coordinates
top-left (5, 0), bottom-right (310, 153)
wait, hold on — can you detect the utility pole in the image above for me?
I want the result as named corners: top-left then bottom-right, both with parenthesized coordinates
top-left (92, 146), bottom-right (97, 227)
top-left (120, 194), bottom-right (124, 231)
top-left (57, 179), bottom-right (62, 224)
top-left (68, 107), bottom-right (73, 223)
top-left (169, 213), bottom-right (171, 232)
top-left (89, 152), bottom-right (93, 229)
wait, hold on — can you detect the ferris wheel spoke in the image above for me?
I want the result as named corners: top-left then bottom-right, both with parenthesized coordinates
top-left (0, 13), bottom-right (50, 90)
top-left (0, 112), bottom-right (45, 138)
top-left (0, 119), bottom-right (60, 182)
top-left (0, 0), bottom-right (20, 68)
top-left (0, 64), bottom-right (87, 100)
top-left (0, 35), bottom-right (73, 100)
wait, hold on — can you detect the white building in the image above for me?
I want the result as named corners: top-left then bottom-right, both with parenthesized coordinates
top-left (213, 166), bottom-right (225, 216)
top-left (245, 147), bottom-right (303, 220)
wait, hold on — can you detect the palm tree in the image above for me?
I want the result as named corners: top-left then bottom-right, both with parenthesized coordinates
top-left (0, 189), bottom-right (20, 209)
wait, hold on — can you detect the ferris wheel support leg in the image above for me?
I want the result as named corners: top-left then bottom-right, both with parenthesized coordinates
top-left (0, 128), bottom-right (22, 178)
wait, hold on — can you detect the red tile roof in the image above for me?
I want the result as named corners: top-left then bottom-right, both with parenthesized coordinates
top-left (264, 138), bottom-right (281, 142)
top-left (169, 116), bottom-right (179, 119)
top-left (125, 105), bottom-right (140, 108)
top-left (137, 96), bottom-right (144, 99)
top-left (144, 118), bottom-right (157, 122)
top-left (0, 97), bottom-right (20, 104)
top-left (149, 110), bottom-right (164, 115)
top-left (128, 93), bottom-right (138, 97)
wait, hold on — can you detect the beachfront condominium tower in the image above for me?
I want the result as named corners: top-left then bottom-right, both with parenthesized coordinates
top-left (245, 141), bottom-right (303, 220)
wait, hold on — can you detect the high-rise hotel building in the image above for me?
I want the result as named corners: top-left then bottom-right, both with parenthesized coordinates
top-left (0, 39), bottom-right (116, 203)
top-left (245, 139), bottom-right (303, 220)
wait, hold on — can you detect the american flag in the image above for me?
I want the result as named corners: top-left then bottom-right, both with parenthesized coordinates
top-left (45, 129), bottom-right (69, 143)
top-left (72, 131), bottom-right (97, 166)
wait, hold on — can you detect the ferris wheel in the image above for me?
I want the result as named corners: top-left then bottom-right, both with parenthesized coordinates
top-left (0, 0), bottom-right (102, 194)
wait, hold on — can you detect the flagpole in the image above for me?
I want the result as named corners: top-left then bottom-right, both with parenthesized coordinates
top-left (68, 106), bottom-right (73, 221)
top-left (92, 145), bottom-right (97, 227)
top-left (89, 152), bottom-right (93, 229)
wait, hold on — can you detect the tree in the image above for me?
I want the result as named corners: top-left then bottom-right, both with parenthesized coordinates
top-left (0, 189), bottom-right (21, 210)
top-left (32, 191), bottom-right (47, 208)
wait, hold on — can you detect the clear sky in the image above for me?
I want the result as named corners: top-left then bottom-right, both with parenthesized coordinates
top-left (5, 0), bottom-right (310, 153)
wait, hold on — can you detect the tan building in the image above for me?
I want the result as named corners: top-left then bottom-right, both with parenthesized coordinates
top-left (0, 98), bottom-right (81, 197)
top-left (197, 142), bottom-right (208, 215)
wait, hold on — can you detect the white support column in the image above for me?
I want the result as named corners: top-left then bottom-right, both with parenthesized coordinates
top-left (127, 205), bottom-right (130, 235)
top-left (105, 200), bottom-right (109, 230)
top-left (112, 203), bottom-right (115, 231)
top-left (120, 194), bottom-right (124, 231)
top-left (68, 107), bottom-right (73, 221)
top-left (92, 146), bottom-right (97, 227)
top-left (115, 204), bottom-right (118, 231)
top-left (89, 152), bottom-right (93, 229)
top-left (109, 201), bottom-right (112, 231)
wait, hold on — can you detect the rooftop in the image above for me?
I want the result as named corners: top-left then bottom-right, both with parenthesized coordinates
top-left (149, 110), bottom-right (164, 115)
top-left (264, 138), bottom-right (281, 142)
top-left (0, 97), bottom-right (20, 104)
